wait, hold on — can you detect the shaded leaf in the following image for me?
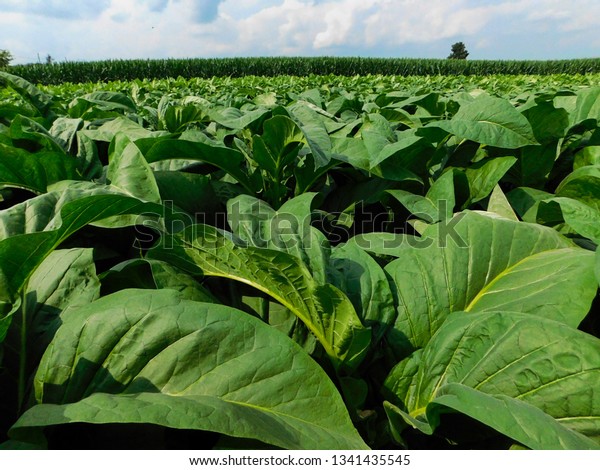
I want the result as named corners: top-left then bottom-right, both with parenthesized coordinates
top-left (10, 289), bottom-right (368, 450)
top-left (148, 225), bottom-right (370, 371)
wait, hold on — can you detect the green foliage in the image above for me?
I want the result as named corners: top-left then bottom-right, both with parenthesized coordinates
top-left (0, 50), bottom-right (12, 69)
top-left (0, 72), bottom-right (599, 450)
top-left (10, 289), bottom-right (367, 450)
top-left (5, 56), bottom-right (600, 84)
top-left (448, 42), bottom-right (469, 60)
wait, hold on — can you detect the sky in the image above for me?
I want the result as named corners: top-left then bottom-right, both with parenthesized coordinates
top-left (1, 0), bottom-right (599, 65)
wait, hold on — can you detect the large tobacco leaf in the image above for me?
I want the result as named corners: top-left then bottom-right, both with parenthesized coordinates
top-left (11, 248), bottom-right (101, 365)
top-left (385, 384), bottom-right (599, 450)
top-left (0, 189), bottom-right (163, 303)
top-left (386, 169), bottom-right (456, 223)
top-left (1, 248), bottom-right (101, 424)
top-left (570, 87), bottom-right (600, 128)
top-left (252, 115), bottom-right (305, 176)
top-left (148, 224), bottom-right (370, 371)
top-left (0, 71), bottom-right (54, 117)
top-left (141, 138), bottom-right (254, 192)
top-left (384, 311), bottom-right (600, 445)
top-left (429, 94), bottom-right (538, 148)
top-left (329, 242), bottom-right (396, 345)
top-left (0, 143), bottom-right (80, 193)
top-left (462, 156), bottom-right (516, 205)
top-left (107, 133), bottom-right (162, 203)
top-left (555, 165), bottom-right (600, 211)
top-left (539, 197), bottom-right (600, 244)
top-left (227, 193), bottom-right (329, 284)
top-left (384, 211), bottom-right (597, 356)
top-left (9, 289), bottom-right (368, 450)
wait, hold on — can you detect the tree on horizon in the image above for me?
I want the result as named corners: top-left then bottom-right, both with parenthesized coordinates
top-left (0, 49), bottom-right (13, 68)
top-left (448, 42), bottom-right (469, 60)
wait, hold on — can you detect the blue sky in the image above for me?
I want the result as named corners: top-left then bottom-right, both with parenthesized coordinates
top-left (1, 0), bottom-right (599, 64)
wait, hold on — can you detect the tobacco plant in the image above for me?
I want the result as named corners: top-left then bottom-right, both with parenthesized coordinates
top-left (0, 71), bottom-right (599, 449)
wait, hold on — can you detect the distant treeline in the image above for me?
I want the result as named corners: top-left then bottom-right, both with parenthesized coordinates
top-left (8, 56), bottom-right (600, 84)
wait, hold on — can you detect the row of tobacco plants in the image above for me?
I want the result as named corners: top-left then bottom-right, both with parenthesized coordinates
top-left (0, 70), bottom-right (599, 449)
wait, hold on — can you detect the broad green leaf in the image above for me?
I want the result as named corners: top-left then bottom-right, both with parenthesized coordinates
top-left (68, 91), bottom-right (137, 119)
top-left (0, 71), bottom-right (54, 117)
top-left (49, 117), bottom-right (83, 153)
top-left (555, 165), bottom-right (600, 212)
top-left (387, 169), bottom-right (456, 222)
top-left (487, 185), bottom-right (518, 221)
top-left (154, 171), bottom-right (219, 218)
top-left (383, 349), bottom-right (423, 409)
top-left (0, 190), bottom-right (163, 302)
top-left (386, 311), bottom-right (600, 442)
top-left (142, 138), bottom-right (253, 193)
top-left (286, 102), bottom-right (332, 168)
top-left (227, 193), bottom-right (329, 284)
top-left (75, 132), bottom-right (103, 180)
top-left (330, 242), bottom-right (396, 343)
top-left (10, 289), bottom-right (368, 450)
top-left (369, 134), bottom-right (427, 169)
top-left (19, 248), bottom-right (101, 353)
top-left (79, 116), bottom-right (169, 143)
top-left (506, 186), bottom-right (554, 222)
top-left (148, 261), bottom-right (217, 302)
top-left (211, 107), bottom-right (270, 131)
top-left (385, 384), bottom-right (599, 449)
top-left (252, 115), bottom-right (304, 176)
top-left (227, 195), bottom-right (276, 246)
top-left (386, 190), bottom-right (439, 223)
top-left (570, 87), bottom-right (600, 128)
top-left (148, 225), bottom-right (370, 371)
top-left (362, 122), bottom-right (432, 178)
top-left (107, 133), bottom-right (162, 203)
top-left (2, 249), bottom-right (101, 406)
top-left (574, 146), bottom-right (600, 170)
top-left (511, 144), bottom-right (557, 189)
top-left (0, 143), bottom-right (79, 193)
top-left (522, 101), bottom-right (569, 144)
top-left (430, 95), bottom-right (538, 148)
top-left (255, 92), bottom-right (277, 107)
top-left (331, 137), bottom-right (421, 183)
top-left (0, 248), bottom-right (101, 430)
top-left (463, 156), bottom-right (516, 205)
top-left (9, 115), bottom-right (64, 153)
top-left (163, 104), bottom-right (207, 133)
top-left (0, 103), bottom-right (35, 121)
top-left (463, 248), bottom-right (596, 317)
top-left (244, 296), bottom-right (317, 354)
top-left (433, 385), bottom-right (599, 449)
top-left (384, 211), bottom-right (595, 355)
top-left (425, 169), bottom-right (457, 219)
top-left (539, 197), bottom-right (600, 244)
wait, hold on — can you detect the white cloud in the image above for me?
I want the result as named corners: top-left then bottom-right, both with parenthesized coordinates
top-left (313, 0), bottom-right (377, 49)
top-left (1, 0), bottom-right (599, 63)
top-left (492, 0), bottom-right (600, 33)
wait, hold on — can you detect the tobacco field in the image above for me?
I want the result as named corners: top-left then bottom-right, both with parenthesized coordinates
top-left (0, 70), bottom-right (599, 449)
